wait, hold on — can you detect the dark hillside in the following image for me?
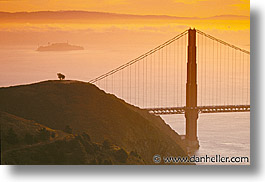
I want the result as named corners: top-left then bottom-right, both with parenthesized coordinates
top-left (0, 80), bottom-right (187, 164)
top-left (0, 112), bottom-right (144, 165)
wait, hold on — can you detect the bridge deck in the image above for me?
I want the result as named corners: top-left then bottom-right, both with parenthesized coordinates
top-left (145, 105), bottom-right (250, 115)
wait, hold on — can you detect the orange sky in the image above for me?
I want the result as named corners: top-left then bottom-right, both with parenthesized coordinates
top-left (0, 0), bottom-right (249, 17)
top-left (0, 0), bottom-right (250, 50)
top-left (0, 0), bottom-right (250, 87)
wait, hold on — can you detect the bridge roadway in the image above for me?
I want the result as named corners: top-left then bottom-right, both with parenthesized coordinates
top-left (145, 105), bottom-right (250, 115)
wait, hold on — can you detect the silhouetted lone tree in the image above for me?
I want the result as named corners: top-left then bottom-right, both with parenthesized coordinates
top-left (57, 73), bottom-right (65, 80)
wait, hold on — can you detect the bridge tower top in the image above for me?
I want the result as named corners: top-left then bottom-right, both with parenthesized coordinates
top-left (185, 28), bottom-right (199, 147)
top-left (186, 28), bottom-right (197, 108)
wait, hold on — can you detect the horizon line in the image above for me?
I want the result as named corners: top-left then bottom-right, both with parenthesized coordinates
top-left (0, 10), bottom-right (250, 19)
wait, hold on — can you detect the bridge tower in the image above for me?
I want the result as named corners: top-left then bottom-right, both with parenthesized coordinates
top-left (185, 28), bottom-right (199, 148)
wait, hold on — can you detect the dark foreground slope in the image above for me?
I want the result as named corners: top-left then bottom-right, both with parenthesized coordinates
top-left (1, 112), bottom-right (143, 164)
top-left (0, 80), bottom-right (187, 164)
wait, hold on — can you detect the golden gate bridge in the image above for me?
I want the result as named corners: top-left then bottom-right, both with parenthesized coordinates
top-left (89, 28), bottom-right (250, 148)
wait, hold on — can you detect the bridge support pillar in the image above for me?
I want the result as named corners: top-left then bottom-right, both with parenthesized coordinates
top-left (185, 109), bottom-right (199, 148)
top-left (185, 28), bottom-right (199, 149)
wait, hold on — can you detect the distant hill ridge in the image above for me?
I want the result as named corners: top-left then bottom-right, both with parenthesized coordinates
top-left (0, 11), bottom-right (249, 22)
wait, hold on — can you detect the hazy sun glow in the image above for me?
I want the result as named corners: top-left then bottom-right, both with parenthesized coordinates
top-left (0, 0), bottom-right (250, 86)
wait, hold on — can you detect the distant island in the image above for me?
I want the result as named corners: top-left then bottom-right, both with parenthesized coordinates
top-left (36, 42), bottom-right (84, 52)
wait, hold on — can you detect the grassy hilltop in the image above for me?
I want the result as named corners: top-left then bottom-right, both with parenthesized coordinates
top-left (0, 80), bottom-right (188, 165)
